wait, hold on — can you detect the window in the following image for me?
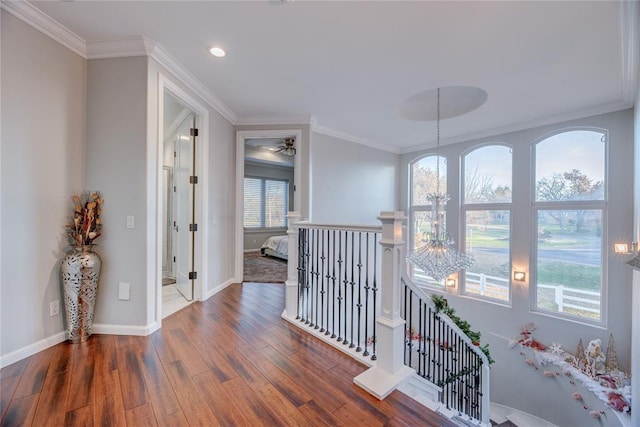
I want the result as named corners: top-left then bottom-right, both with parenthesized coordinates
top-left (463, 145), bottom-right (512, 302)
top-left (409, 155), bottom-right (447, 288)
top-left (533, 130), bottom-right (606, 321)
top-left (244, 177), bottom-right (289, 228)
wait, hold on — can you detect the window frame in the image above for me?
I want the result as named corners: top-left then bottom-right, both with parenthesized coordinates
top-left (408, 154), bottom-right (449, 289)
top-left (460, 143), bottom-right (513, 304)
top-left (530, 128), bottom-right (608, 325)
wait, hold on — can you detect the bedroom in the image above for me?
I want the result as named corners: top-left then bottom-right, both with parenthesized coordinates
top-left (242, 136), bottom-right (295, 282)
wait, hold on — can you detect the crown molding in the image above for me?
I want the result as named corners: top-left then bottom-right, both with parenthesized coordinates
top-left (1, 0), bottom-right (86, 57)
top-left (236, 115), bottom-right (312, 126)
top-left (86, 36), bottom-right (156, 59)
top-left (148, 43), bottom-right (237, 124)
top-left (1, 0), bottom-right (238, 124)
top-left (399, 101), bottom-right (632, 155)
top-left (620, 0), bottom-right (639, 106)
top-left (311, 122), bottom-right (400, 154)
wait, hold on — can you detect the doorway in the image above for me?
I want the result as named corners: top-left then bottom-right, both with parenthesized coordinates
top-left (235, 129), bottom-right (303, 282)
top-left (162, 91), bottom-right (196, 317)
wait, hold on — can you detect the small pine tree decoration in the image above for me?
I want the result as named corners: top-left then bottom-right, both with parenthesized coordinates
top-left (605, 333), bottom-right (619, 373)
top-left (575, 338), bottom-right (586, 369)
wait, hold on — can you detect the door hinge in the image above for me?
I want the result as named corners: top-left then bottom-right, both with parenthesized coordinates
top-left (189, 223), bottom-right (198, 232)
top-left (173, 186), bottom-right (176, 192)
top-left (190, 128), bottom-right (199, 137)
top-left (174, 151), bottom-right (177, 158)
top-left (190, 176), bottom-right (198, 184)
top-left (173, 256), bottom-right (176, 263)
top-left (189, 271), bottom-right (197, 280)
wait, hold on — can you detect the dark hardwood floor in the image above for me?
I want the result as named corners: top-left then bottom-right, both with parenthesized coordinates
top-left (1, 283), bottom-right (456, 426)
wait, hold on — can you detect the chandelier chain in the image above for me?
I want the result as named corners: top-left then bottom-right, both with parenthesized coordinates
top-left (436, 88), bottom-right (441, 196)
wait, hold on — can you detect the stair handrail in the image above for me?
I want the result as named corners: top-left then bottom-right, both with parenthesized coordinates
top-left (401, 271), bottom-right (491, 425)
top-left (401, 272), bottom-right (491, 366)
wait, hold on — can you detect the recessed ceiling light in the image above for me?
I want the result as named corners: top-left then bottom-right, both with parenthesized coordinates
top-left (209, 47), bottom-right (226, 58)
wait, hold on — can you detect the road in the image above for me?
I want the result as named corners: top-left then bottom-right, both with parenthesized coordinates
top-left (474, 247), bottom-right (600, 266)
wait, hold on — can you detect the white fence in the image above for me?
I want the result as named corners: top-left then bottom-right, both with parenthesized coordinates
top-left (537, 284), bottom-right (600, 315)
top-left (450, 272), bottom-right (600, 315)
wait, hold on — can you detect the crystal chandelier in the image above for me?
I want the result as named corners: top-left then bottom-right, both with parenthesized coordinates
top-left (407, 88), bottom-right (474, 282)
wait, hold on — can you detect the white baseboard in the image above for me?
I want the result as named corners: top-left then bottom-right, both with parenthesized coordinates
top-left (91, 323), bottom-right (155, 336)
top-left (490, 403), bottom-right (559, 427)
top-left (0, 279), bottom-right (238, 369)
top-left (0, 331), bottom-right (66, 369)
top-left (204, 278), bottom-right (236, 300)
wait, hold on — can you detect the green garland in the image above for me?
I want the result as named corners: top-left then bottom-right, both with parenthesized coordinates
top-left (431, 295), bottom-right (494, 364)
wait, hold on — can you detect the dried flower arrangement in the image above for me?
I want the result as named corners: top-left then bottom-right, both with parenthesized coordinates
top-left (66, 191), bottom-right (104, 247)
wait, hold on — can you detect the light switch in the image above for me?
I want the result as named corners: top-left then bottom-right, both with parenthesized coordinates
top-left (126, 215), bottom-right (134, 229)
top-left (118, 282), bottom-right (131, 300)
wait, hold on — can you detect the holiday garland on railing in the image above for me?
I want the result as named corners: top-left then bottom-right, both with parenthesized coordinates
top-left (431, 294), bottom-right (494, 364)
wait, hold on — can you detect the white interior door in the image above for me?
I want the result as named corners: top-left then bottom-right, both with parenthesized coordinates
top-left (174, 114), bottom-right (195, 301)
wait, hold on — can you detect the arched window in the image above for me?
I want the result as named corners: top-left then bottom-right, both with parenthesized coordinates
top-left (462, 145), bottom-right (512, 301)
top-left (533, 130), bottom-right (606, 321)
top-left (409, 155), bottom-right (447, 288)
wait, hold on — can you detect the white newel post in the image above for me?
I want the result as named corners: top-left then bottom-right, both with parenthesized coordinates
top-left (354, 211), bottom-right (414, 399)
top-left (282, 211), bottom-right (300, 320)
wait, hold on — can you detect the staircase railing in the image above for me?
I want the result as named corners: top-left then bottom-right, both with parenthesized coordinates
top-left (293, 221), bottom-right (382, 362)
top-left (281, 211), bottom-right (489, 425)
top-left (402, 273), bottom-right (490, 424)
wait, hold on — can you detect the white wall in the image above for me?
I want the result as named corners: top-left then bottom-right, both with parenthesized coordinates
top-left (310, 132), bottom-right (399, 224)
top-left (400, 109), bottom-right (634, 426)
top-left (86, 56), bottom-right (149, 328)
top-left (631, 71), bottom-right (639, 427)
top-left (1, 11), bottom-right (86, 359)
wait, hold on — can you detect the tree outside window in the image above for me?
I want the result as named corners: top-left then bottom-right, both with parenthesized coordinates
top-left (409, 155), bottom-right (447, 288)
top-left (534, 130), bottom-right (606, 321)
top-left (463, 145), bottom-right (512, 302)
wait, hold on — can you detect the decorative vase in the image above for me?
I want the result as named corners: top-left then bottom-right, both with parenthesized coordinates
top-left (61, 245), bottom-right (101, 343)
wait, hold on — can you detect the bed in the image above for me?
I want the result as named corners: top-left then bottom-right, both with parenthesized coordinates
top-left (260, 235), bottom-right (289, 260)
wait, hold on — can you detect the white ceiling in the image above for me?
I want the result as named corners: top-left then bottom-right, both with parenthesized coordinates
top-left (25, 0), bottom-right (639, 153)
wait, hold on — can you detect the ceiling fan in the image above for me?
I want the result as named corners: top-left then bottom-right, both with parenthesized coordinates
top-left (274, 137), bottom-right (296, 156)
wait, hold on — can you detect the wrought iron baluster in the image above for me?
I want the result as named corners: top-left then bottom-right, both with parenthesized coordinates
top-left (439, 314), bottom-right (445, 387)
top-left (363, 234), bottom-right (370, 357)
top-left (402, 284), bottom-right (407, 364)
top-left (356, 232), bottom-right (363, 352)
top-left (427, 306), bottom-right (433, 382)
top-left (306, 228), bottom-right (313, 326)
top-left (406, 289), bottom-right (412, 368)
top-left (422, 301), bottom-right (428, 379)
top-left (319, 229), bottom-right (326, 333)
top-left (348, 231), bottom-right (355, 348)
top-left (444, 323), bottom-right (450, 409)
top-left (296, 228), bottom-right (305, 320)
top-left (307, 228), bottom-right (312, 324)
top-left (331, 230), bottom-right (337, 339)
top-left (336, 231), bottom-right (343, 342)
top-left (371, 233), bottom-right (377, 361)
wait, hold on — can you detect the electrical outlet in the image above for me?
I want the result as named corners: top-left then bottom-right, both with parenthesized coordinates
top-left (49, 300), bottom-right (60, 317)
